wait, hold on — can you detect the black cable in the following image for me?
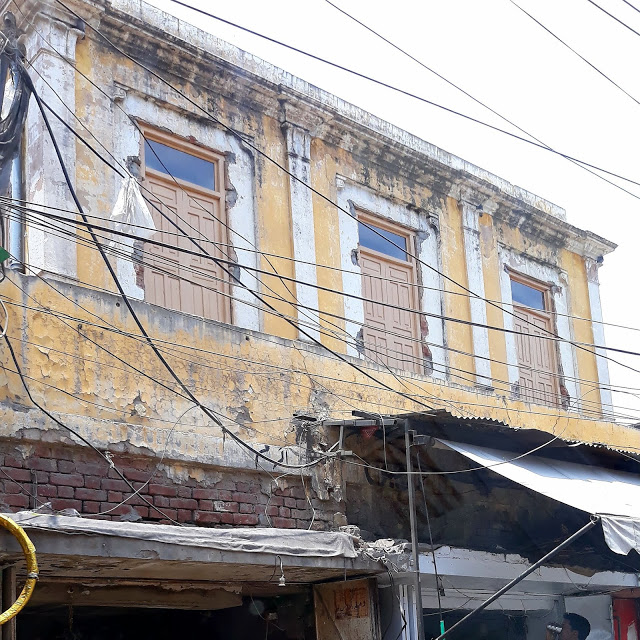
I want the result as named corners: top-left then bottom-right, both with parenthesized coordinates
top-left (416, 449), bottom-right (444, 632)
top-left (52, 0), bottom-right (635, 389)
top-left (621, 0), bottom-right (640, 13)
top-left (27, 77), bottom-right (335, 472)
top-left (19, 203), bottom-right (640, 361)
top-left (164, 0), bottom-right (640, 190)
top-left (323, 0), bottom-right (640, 202)
top-left (585, 0), bottom-right (640, 36)
top-left (510, 0), bottom-right (640, 107)
top-left (2, 333), bottom-right (181, 524)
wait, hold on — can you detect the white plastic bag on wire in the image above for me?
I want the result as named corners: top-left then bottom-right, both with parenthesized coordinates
top-left (109, 175), bottom-right (156, 247)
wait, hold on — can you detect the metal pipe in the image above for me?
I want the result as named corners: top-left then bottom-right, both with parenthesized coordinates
top-left (8, 135), bottom-right (24, 267)
top-left (432, 516), bottom-right (600, 640)
top-left (405, 419), bottom-right (425, 640)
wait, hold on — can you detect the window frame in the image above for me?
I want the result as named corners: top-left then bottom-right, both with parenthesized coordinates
top-left (140, 126), bottom-right (225, 199)
top-left (138, 124), bottom-right (231, 325)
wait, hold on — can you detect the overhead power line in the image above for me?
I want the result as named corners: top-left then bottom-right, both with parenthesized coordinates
top-left (585, 0), bottom-right (640, 36)
top-left (26, 3), bottom-right (636, 390)
top-left (322, 0), bottom-right (640, 198)
top-left (510, 0), bottom-right (640, 107)
top-left (164, 0), bottom-right (640, 193)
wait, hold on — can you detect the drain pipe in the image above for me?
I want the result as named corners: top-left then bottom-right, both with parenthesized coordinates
top-left (405, 419), bottom-right (425, 640)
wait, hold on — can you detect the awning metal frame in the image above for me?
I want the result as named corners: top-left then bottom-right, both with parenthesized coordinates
top-left (432, 516), bottom-right (600, 640)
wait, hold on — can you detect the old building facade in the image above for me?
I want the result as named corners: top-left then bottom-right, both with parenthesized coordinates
top-left (0, 0), bottom-right (638, 639)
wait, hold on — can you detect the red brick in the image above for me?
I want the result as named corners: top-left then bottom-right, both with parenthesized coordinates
top-left (4, 456), bottom-right (24, 468)
top-left (214, 501), bottom-right (238, 513)
top-left (279, 507), bottom-right (291, 518)
top-left (4, 484), bottom-right (24, 494)
top-left (84, 476), bottom-right (101, 490)
top-left (122, 469), bottom-right (152, 483)
top-left (34, 471), bottom-right (49, 483)
top-left (233, 513), bottom-right (258, 526)
top-left (3, 494), bottom-right (28, 508)
top-left (76, 462), bottom-right (107, 476)
top-left (83, 501), bottom-right (100, 514)
top-left (239, 503), bottom-right (255, 514)
top-left (1, 468), bottom-right (32, 482)
top-left (215, 480), bottom-right (236, 491)
top-left (217, 490), bottom-right (232, 501)
top-left (233, 492), bottom-right (257, 504)
top-left (218, 512), bottom-right (234, 524)
top-left (271, 517), bottom-right (296, 529)
top-left (75, 488), bottom-right (107, 501)
top-left (151, 507), bottom-right (177, 521)
top-left (194, 511), bottom-right (221, 524)
top-left (270, 496), bottom-right (284, 506)
top-left (193, 488), bottom-right (217, 500)
top-left (236, 482), bottom-right (250, 492)
top-left (170, 498), bottom-right (198, 510)
top-left (198, 499), bottom-right (213, 511)
top-left (148, 484), bottom-right (177, 497)
top-left (132, 506), bottom-right (149, 519)
top-left (296, 499), bottom-right (310, 509)
top-left (265, 505), bottom-right (279, 517)
top-left (292, 509), bottom-right (312, 520)
top-left (290, 487), bottom-right (307, 500)
top-left (108, 491), bottom-right (123, 503)
top-left (177, 509), bottom-right (193, 523)
top-left (50, 473), bottom-right (83, 488)
top-left (284, 497), bottom-right (296, 508)
top-left (57, 486), bottom-right (74, 499)
top-left (274, 488), bottom-right (290, 497)
top-left (101, 479), bottom-right (129, 492)
top-left (296, 520), bottom-right (309, 528)
top-left (57, 460), bottom-right (75, 473)
top-left (27, 458), bottom-right (58, 472)
top-left (36, 485), bottom-right (57, 498)
top-left (154, 495), bottom-right (170, 508)
top-left (52, 498), bottom-right (82, 511)
top-left (177, 486), bottom-right (192, 498)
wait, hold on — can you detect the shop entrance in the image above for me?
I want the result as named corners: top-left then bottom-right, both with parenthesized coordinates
top-left (18, 595), bottom-right (316, 640)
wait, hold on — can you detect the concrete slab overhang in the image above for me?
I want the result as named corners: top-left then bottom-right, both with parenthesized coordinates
top-left (0, 513), bottom-right (383, 597)
top-left (382, 546), bottom-right (640, 612)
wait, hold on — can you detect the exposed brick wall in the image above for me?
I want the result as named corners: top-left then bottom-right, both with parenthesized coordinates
top-left (0, 443), bottom-right (343, 530)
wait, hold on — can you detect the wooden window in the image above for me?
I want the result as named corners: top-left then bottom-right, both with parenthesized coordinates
top-left (141, 128), bottom-right (230, 324)
top-left (358, 213), bottom-right (420, 373)
top-left (509, 273), bottom-right (559, 406)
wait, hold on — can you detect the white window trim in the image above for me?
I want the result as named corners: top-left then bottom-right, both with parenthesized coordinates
top-left (498, 245), bottom-right (580, 410)
top-left (336, 176), bottom-right (446, 379)
top-left (112, 92), bottom-right (260, 332)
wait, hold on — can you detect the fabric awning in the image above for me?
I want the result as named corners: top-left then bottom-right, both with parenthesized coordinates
top-left (440, 440), bottom-right (640, 556)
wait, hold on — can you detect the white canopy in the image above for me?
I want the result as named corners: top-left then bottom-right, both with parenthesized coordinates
top-left (440, 440), bottom-right (640, 556)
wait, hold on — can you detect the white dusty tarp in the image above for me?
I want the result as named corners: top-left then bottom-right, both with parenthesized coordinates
top-left (7, 512), bottom-right (357, 558)
top-left (440, 440), bottom-right (640, 556)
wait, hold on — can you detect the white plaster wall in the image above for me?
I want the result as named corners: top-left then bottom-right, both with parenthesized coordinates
top-left (23, 13), bottom-right (81, 278)
top-left (461, 202), bottom-right (492, 386)
top-left (498, 246), bottom-right (580, 409)
top-left (284, 124), bottom-right (320, 342)
top-left (336, 178), bottom-right (446, 379)
top-left (585, 260), bottom-right (614, 414)
top-left (113, 91), bottom-right (260, 332)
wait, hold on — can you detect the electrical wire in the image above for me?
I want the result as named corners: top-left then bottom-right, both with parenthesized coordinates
top-left (322, 0), bottom-right (640, 201)
top-left (5, 214), bottom-right (635, 422)
top-left (585, 0), bottom-right (640, 37)
top-left (42, 0), bottom-right (640, 394)
top-left (510, 0), bottom-right (640, 107)
top-left (163, 0), bottom-right (640, 191)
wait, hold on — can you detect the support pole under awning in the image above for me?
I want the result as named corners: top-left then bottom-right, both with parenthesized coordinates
top-left (432, 517), bottom-right (600, 640)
